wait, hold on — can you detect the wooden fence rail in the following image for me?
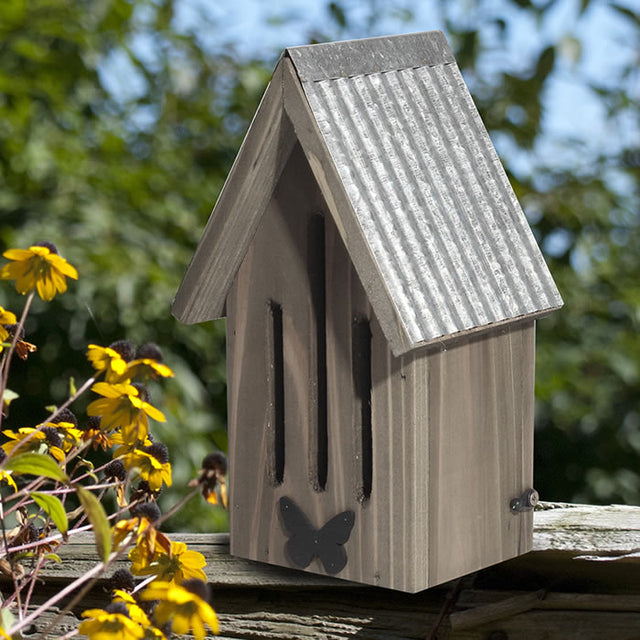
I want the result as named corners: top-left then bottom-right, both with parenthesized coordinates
top-left (6, 503), bottom-right (640, 639)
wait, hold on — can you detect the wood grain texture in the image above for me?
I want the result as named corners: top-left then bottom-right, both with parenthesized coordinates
top-left (172, 62), bottom-right (297, 324)
top-left (427, 323), bottom-right (535, 586)
top-left (224, 135), bottom-right (536, 591)
top-left (9, 505), bottom-right (640, 639)
top-left (226, 143), bottom-right (337, 571)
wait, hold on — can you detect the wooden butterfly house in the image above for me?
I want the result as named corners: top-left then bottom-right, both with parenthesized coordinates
top-left (173, 31), bottom-right (563, 593)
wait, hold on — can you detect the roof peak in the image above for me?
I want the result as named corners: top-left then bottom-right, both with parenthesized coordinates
top-left (286, 30), bottom-right (455, 82)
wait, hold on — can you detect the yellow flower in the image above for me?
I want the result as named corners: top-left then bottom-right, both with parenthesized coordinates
top-left (113, 504), bottom-right (170, 556)
top-left (141, 581), bottom-right (218, 640)
top-left (122, 449), bottom-right (172, 492)
top-left (1, 244), bottom-right (78, 301)
top-left (87, 382), bottom-right (165, 444)
top-left (2, 428), bottom-right (65, 463)
top-left (87, 345), bottom-right (129, 382)
top-left (0, 470), bottom-right (17, 491)
top-left (79, 608), bottom-right (145, 640)
top-left (44, 421), bottom-right (84, 452)
top-left (112, 359), bottom-right (174, 384)
top-left (111, 590), bottom-right (154, 629)
top-left (110, 430), bottom-right (152, 458)
top-left (0, 306), bottom-right (17, 349)
top-left (113, 516), bottom-right (153, 552)
top-left (130, 540), bottom-right (206, 585)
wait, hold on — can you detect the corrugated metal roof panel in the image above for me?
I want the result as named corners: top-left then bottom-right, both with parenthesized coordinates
top-left (296, 47), bottom-right (562, 345)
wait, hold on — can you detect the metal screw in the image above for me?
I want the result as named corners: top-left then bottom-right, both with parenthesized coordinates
top-left (523, 488), bottom-right (539, 509)
top-left (510, 488), bottom-right (539, 513)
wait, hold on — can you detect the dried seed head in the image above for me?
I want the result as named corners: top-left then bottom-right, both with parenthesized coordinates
top-left (131, 383), bottom-right (150, 403)
top-left (4, 324), bottom-right (23, 339)
top-left (144, 442), bottom-right (169, 464)
top-left (105, 602), bottom-right (130, 617)
top-left (34, 241), bottom-right (59, 255)
top-left (103, 459), bottom-right (127, 482)
top-left (202, 452), bottom-right (227, 475)
top-left (51, 408), bottom-right (78, 428)
top-left (109, 568), bottom-right (136, 593)
top-left (130, 501), bottom-right (161, 523)
top-left (42, 427), bottom-right (62, 449)
top-left (108, 340), bottom-right (136, 363)
top-left (85, 415), bottom-right (102, 431)
top-left (181, 578), bottom-right (210, 602)
top-left (136, 343), bottom-right (163, 362)
top-left (130, 480), bottom-right (161, 503)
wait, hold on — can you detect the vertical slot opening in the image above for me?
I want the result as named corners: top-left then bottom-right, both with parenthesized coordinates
top-left (353, 317), bottom-right (372, 502)
top-left (269, 301), bottom-right (285, 484)
top-left (308, 214), bottom-right (328, 491)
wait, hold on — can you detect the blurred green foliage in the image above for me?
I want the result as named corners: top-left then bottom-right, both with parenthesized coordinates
top-left (0, 0), bottom-right (638, 529)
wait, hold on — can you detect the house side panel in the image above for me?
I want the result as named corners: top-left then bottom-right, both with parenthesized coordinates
top-left (370, 323), bottom-right (430, 592)
top-left (227, 145), bottom-right (325, 564)
top-left (427, 323), bottom-right (535, 586)
top-left (228, 144), bottom-right (380, 584)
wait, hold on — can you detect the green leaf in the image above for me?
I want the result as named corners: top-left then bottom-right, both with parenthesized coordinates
top-left (4, 452), bottom-right (68, 482)
top-left (69, 376), bottom-right (77, 397)
top-left (76, 486), bottom-right (111, 563)
top-left (30, 492), bottom-right (69, 535)
top-left (44, 553), bottom-right (62, 564)
top-left (0, 607), bottom-right (15, 634)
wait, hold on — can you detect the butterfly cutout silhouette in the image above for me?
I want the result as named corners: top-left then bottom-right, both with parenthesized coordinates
top-left (279, 497), bottom-right (355, 575)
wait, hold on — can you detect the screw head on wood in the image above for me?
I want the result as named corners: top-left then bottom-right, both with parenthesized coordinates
top-left (523, 488), bottom-right (539, 509)
top-left (510, 488), bottom-right (539, 513)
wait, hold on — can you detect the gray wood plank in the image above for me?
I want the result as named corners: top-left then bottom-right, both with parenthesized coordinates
top-left (9, 504), bottom-right (640, 639)
top-left (172, 63), bottom-right (297, 324)
top-left (427, 324), bottom-right (535, 586)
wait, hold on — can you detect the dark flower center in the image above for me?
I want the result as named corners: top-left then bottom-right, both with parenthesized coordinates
top-left (144, 442), bottom-right (169, 464)
top-left (42, 427), bottom-right (62, 449)
top-left (181, 578), bottom-right (210, 602)
top-left (202, 452), bottom-right (227, 475)
top-left (109, 568), bottom-right (136, 593)
top-left (51, 408), bottom-right (78, 428)
top-left (136, 343), bottom-right (163, 362)
top-left (104, 459), bottom-right (127, 481)
top-left (130, 501), bottom-right (161, 523)
top-left (34, 241), bottom-right (59, 255)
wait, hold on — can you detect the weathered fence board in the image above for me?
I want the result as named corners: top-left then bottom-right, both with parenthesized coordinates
top-left (4, 503), bottom-right (640, 638)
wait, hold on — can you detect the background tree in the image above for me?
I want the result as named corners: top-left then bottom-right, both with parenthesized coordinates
top-left (0, 0), bottom-right (637, 530)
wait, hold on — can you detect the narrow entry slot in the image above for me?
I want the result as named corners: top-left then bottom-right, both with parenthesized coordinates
top-left (352, 317), bottom-right (372, 502)
top-left (268, 300), bottom-right (285, 485)
top-left (308, 213), bottom-right (328, 491)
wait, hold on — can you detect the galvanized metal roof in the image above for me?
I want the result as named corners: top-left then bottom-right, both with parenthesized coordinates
top-left (173, 31), bottom-right (562, 353)
top-left (287, 32), bottom-right (562, 347)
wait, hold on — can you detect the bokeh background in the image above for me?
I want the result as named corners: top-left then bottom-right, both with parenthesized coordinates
top-left (0, 0), bottom-right (637, 531)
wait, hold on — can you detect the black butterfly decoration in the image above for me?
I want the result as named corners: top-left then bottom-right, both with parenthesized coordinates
top-left (279, 497), bottom-right (355, 575)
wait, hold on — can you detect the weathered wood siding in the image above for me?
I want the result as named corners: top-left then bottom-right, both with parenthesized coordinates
top-left (226, 143), bottom-right (534, 592)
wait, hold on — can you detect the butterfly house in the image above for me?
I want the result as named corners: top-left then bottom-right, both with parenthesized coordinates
top-left (173, 31), bottom-right (563, 593)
